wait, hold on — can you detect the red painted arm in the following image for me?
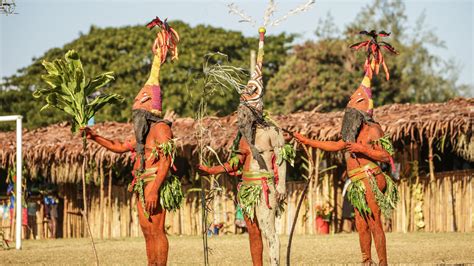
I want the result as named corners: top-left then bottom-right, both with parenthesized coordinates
top-left (199, 152), bottom-right (246, 175)
top-left (82, 127), bottom-right (135, 153)
top-left (294, 132), bottom-right (346, 152)
top-left (361, 146), bottom-right (391, 163)
top-left (346, 126), bottom-right (391, 163)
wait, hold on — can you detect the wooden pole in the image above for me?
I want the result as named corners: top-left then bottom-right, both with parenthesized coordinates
top-left (450, 176), bottom-right (458, 232)
top-left (63, 193), bottom-right (68, 239)
top-left (108, 169), bottom-right (113, 239)
top-left (197, 98), bottom-right (209, 265)
top-left (428, 137), bottom-right (435, 182)
top-left (99, 163), bottom-right (105, 240)
top-left (308, 148), bottom-right (319, 234)
top-left (428, 137), bottom-right (435, 232)
top-left (314, 149), bottom-right (320, 232)
top-left (287, 145), bottom-right (314, 266)
top-left (80, 135), bottom-right (99, 265)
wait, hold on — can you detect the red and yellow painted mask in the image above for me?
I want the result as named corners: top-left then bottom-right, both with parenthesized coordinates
top-left (347, 59), bottom-right (375, 115)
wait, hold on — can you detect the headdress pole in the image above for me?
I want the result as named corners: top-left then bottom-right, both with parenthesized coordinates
top-left (237, 27), bottom-right (269, 170)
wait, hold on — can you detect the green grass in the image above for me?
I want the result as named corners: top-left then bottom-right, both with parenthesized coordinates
top-left (2, 232), bottom-right (473, 265)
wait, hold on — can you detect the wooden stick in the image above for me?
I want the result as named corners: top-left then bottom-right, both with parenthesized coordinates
top-left (108, 169), bottom-right (113, 239)
top-left (63, 193), bottom-right (68, 238)
top-left (197, 98), bottom-right (209, 266)
top-left (81, 134), bottom-right (99, 265)
top-left (286, 144), bottom-right (314, 266)
top-left (99, 163), bottom-right (105, 240)
top-left (428, 137), bottom-right (435, 232)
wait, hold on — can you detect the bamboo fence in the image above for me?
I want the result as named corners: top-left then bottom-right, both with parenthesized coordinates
top-left (2, 169), bottom-right (470, 240)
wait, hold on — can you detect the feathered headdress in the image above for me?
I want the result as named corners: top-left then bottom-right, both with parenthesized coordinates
top-left (146, 17), bottom-right (180, 63)
top-left (350, 30), bottom-right (399, 81)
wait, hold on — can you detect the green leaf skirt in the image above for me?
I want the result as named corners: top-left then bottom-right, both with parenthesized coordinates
top-left (129, 172), bottom-right (183, 219)
top-left (347, 172), bottom-right (399, 218)
top-left (237, 170), bottom-right (286, 220)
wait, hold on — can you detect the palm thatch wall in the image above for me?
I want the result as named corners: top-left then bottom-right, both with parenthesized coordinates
top-left (1, 98), bottom-right (472, 183)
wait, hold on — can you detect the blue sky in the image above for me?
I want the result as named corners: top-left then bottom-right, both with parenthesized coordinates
top-left (1, 0), bottom-right (473, 89)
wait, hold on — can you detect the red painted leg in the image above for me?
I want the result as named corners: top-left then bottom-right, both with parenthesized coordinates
top-left (365, 175), bottom-right (388, 266)
top-left (244, 216), bottom-right (263, 266)
top-left (355, 208), bottom-right (373, 264)
top-left (138, 195), bottom-right (168, 266)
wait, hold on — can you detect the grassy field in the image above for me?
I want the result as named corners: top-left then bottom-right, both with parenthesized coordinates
top-left (2, 232), bottom-right (473, 265)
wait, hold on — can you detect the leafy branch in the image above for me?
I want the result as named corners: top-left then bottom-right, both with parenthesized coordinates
top-left (34, 50), bottom-right (123, 134)
top-left (34, 50), bottom-right (123, 265)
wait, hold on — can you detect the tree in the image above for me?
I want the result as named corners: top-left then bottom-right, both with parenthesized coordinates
top-left (0, 21), bottom-right (293, 130)
top-left (266, 0), bottom-right (463, 114)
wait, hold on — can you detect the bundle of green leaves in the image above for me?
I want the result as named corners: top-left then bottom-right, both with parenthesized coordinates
top-left (370, 173), bottom-right (399, 218)
top-left (237, 184), bottom-right (262, 220)
top-left (33, 50), bottom-right (123, 133)
top-left (160, 175), bottom-right (184, 212)
top-left (278, 144), bottom-right (296, 167)
top-left (347, 180), bottom-right (371, 216)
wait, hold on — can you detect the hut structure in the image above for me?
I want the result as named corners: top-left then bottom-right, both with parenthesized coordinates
top-left (0, 98), bottom-right (472, 239)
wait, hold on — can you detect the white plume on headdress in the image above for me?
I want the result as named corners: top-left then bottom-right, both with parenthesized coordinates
top-left (263, 0), bottom-right (277, 27)
top-left (271, 0), bottom-right (315, 26)
top-left (227, 3), bottom-right (256, 26)
top-left (228, 0), bottom-right (315, 28)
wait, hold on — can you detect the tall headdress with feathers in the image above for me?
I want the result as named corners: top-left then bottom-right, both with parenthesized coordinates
top-left (229, 0), bottom-right (315, 168)
top-left (228, 0), bottom-right (315, 113)
top-left (133, 17), bottom-right (180, 115)
top-left (146, 17), bottom-right (180, 64)
top-left (349, 30), bottom-right (399, 116)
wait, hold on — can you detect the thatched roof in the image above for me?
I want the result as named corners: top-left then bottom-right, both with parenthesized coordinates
top-left (0, 98), bottom-right (472, 183)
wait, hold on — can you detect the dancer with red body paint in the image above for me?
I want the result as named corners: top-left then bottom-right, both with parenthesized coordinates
top-left (294, 30), bottom-right (399, 265)
top-left (82, 17), bottom-right (183, 266)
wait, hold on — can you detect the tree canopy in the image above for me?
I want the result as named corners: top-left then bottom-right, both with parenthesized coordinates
top-left (266, 0), bottom-right (466, 114)
top-left (0, 21), bottom-right (293, 130)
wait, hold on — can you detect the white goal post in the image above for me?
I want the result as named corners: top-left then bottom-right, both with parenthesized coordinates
top-left (0, 115), bottom-right (22, 250)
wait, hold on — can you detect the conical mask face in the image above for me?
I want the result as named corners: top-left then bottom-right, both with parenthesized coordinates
top-left (347, 75), bottom-right (374, 116)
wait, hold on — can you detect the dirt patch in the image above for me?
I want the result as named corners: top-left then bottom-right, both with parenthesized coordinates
top-left (2, 232), bottom-right (473, 265)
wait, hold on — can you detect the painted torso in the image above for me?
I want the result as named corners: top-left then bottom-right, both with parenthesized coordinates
top-left (239, 127), bottom-right (278, 172)
top-left (345, 122), bottom-right (384, 171)
top-left (131, 122), bottom-right (172, 174)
